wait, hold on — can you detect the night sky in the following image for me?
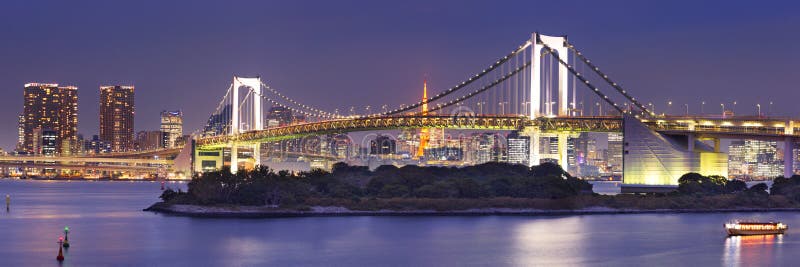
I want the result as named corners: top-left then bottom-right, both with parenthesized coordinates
top-left (1, 0), bottom-right (798, 151)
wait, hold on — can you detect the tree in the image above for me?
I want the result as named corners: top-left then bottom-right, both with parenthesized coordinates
top-left (725, 179), bottom-right (747, 193)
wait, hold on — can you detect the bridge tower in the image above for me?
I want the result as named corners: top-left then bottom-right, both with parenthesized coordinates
top-left (230, 76), bottom-right (263, 173)
top-left (527, 33), bottom-right (571, 167)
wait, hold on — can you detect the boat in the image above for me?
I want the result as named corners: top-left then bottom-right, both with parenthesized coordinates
top-left (724, 221), bottom-right (787, 236)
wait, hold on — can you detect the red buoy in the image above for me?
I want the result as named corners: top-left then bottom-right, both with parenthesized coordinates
top-left (57, 237), bottom-right (65, 261)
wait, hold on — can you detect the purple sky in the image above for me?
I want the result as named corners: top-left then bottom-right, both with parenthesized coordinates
top-left (1, 0), bottom-right (798, 150)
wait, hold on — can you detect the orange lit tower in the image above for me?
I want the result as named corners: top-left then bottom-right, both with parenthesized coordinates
top-left (416, 80), bottom-right (430, 158)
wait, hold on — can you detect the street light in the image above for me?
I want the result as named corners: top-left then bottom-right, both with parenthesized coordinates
top-left (521, 101), bottom-right (530, 115)
top-left (757, 104), bottom-right (761, 117)
top-left (667, 101), bottom-right (672, 115)
top-left (596, 102), bottom-right (601, 116)
top-left (701, 101), bottom-right (705, 114)
top-left (769, 101), bottom-right (774, 116)
top-left (721, 103), bottom-right (725, 118)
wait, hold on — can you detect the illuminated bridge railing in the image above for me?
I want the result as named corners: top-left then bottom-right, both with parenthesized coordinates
top-left (643, 117), bottom-right (800, 138)
top-left (537, 116), bottom-right (622, 133)
top-left (196, 115), bottom-right (626, 149)
top-left (197, 115), bottom-right (527, 148)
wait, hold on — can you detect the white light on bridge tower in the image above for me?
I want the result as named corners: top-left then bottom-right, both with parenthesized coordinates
top-left (530, 32), bottom-right (569, 118)
top-left (528, 33), bottom-right (570, 168)
top-left (230, 76), bottom-right (264, 173)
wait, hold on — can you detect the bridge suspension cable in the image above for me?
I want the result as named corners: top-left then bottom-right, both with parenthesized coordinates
top-left (538, 42), bottom-right (625, 115)
top-left (258, 80), bottom-right (343, 118)
top-left (566, 42), bottom-right (652, 116)
top-left (423, 61), bottom-right (531, 115)
top-left (381, 41), bottom-right (532, 116)
top-left (249, 84), bottom-right (343, 120)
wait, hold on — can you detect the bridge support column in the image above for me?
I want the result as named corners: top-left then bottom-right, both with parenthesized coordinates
top-left (230, 145), bottom-right (238, 174)
top-left (713, 138), bottom-right (721, 153)
top-left (253, 143), bottom-right (261, 168)
top-left (521, 127), bottom-right (540, 167)
top-left (785, 137), bottom-right (795, 178)
top-left (687, 134), bottom-right (695, 152)
top-left (558, 133), bottom-right (568, 169)
top-left (530, 32), bottom-right (569, 118)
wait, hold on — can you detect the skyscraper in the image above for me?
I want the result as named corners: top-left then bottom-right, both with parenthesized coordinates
top-left (16, 114), bottom-right (25, 153)
top-left (21, 83), bottom-right (78, 155)
top-left (99, 85), bottom-right (135, 152)
top-left (160, 110), bottom-right (183, 148)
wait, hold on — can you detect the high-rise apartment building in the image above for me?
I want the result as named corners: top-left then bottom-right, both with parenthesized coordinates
top-left (507, 132), bottom-right (530, 165)
top-left (21, 83), bottom-right (78, 155)
top-left (41, 130), bottom-right (58, 156)
top-left (99, 85), bottom-right (135, 152)
top-left (16, 114), bottom-right (25, 152)
top-left (160, 110), bottom-right (183, 148)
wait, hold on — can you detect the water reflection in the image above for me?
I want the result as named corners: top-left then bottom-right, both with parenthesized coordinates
top-left (723, 235), bottom-right (783, 267)
top-left (2, 179), bottom-right (800, 266)
top-left (512, 217), bottom-right (588, 266)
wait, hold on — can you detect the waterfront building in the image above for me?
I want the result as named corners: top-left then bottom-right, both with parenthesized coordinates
top-left (728, 140), bottom-right (783, 180)
top-left (135, 131), bottom-right (164, 151)
top-left (507, 132), bottom-right (530, 165)
top-left (41, 130), bottom-right (57, 156)
top-left (84, 135), bottom-right (112, 154)
top-left (203, 104), bottom-right (231, 136)
top-left (370, 134), bottom-right (396, 155)
top-left (332, 135), bottom-right (353, 159)
top-left (16, 114), bottom-right (25, 152)
top-left (397, 129), bottom-right (418, 156)
top-left (474, 133), bottom-right (502, 164)
top-left (160, 110), bottom-right (183, 148)
top-left (607, 133), bottom-right (623, 174)
top-left (99, 85), bottom-right (135, 152)
top-left (21, 83), bottom-right (78, 155)
top-left (266, 106), bottom-right (293, 127)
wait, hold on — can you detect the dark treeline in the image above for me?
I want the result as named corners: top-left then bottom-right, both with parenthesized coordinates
top-left (161, 162), bottom-right (592, 207)
top-left (157, 164), bottom-right (800, 211)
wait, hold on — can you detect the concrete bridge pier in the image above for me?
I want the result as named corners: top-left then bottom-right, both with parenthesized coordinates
top-left (521, 127), bottom-right (540, 167)
top-left (230, 145), bottom-right (239, 174)
top-left (558, 133), bottom-right (568, 169)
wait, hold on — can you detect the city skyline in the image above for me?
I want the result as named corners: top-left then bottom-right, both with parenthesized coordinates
top-left (1, 1), bottom-right (798, 151)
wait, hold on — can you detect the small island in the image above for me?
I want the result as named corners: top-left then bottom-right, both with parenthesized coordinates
top-left (145, 162), bottom-right (800, 218)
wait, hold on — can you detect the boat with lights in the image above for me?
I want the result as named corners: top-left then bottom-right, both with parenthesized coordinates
top-left (724, 221), bottom-right (787, 236)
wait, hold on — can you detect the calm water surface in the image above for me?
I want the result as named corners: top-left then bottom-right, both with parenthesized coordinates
top-left (0, 179), bottom-right (796, 266)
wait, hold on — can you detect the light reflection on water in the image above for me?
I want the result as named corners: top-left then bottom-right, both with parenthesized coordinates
top-left (1, 179), bottom-right (798, 266)
top-left (723, 234), bottom-right (784, 267)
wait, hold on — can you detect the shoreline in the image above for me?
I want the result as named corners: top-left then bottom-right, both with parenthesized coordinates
top-left (144, 203), bottom-right (800, 218)
top-left (1, 177), bottom-right (189, 182)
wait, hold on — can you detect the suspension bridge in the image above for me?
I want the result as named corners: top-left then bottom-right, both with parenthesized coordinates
top-left (191, 32), bottom-right (800, 191)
